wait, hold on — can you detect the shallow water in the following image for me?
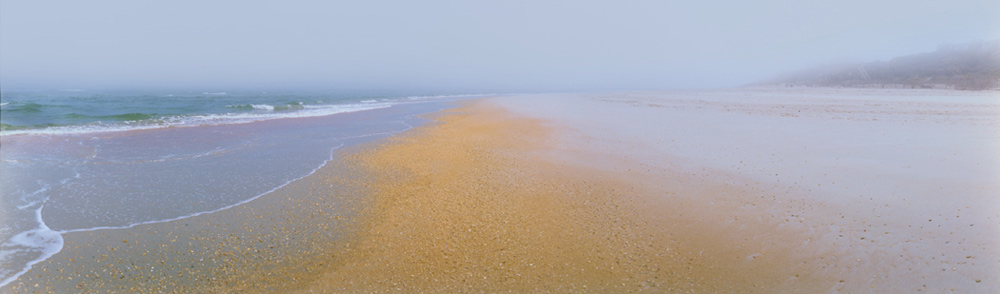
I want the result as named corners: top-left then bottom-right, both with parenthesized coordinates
top-left (0, 90), bottom-right (467, 287)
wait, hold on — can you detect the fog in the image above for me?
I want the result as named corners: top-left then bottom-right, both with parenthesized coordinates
top-left (1, 0), bottom-right (997, 92)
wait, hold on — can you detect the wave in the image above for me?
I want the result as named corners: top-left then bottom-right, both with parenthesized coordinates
top-left (0, 103), bottom-right (391, 136)
top-left (0, 102), bottom-right (77, 114)
top-left (274, 102), bottom-right (305, 111)
top-left (2, 103), bottom-right (45, 113)
top-left (63, 112), bottom-right (159, 121)
top-left (1, 124), bottom-right (41, 132)
top-left (226, 104), bottom-right (275, 111)
top-left (253, 104), bottom-right (275, 111)
top-left (225, 102), bottom-right (305, 111)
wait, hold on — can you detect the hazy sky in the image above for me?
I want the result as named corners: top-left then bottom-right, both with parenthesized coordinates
top-left (2, 0), bottom-right (998, 92)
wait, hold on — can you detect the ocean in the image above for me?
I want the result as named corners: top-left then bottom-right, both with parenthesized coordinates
top-left (0, 89), bottom-right (477, 287)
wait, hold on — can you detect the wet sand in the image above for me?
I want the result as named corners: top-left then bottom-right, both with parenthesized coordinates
top-left (4, 148), bottom-right (371, 293)
top-left (7, 88), bottom-right (999, 293)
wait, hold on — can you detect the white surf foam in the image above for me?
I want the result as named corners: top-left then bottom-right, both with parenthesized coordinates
top-left (251, 104), bottom-right (275, 111)
top-left (0, 206), bottom-right (63, 288)
top-left (0, 103), bottom-right (392, 136)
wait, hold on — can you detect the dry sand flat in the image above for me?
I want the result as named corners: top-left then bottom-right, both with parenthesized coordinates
top-left (490, 88), bottom-right (1000, 292)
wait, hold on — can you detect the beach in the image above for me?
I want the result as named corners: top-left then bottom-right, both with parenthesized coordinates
top-left (4, 88), bottom-right (999, 293)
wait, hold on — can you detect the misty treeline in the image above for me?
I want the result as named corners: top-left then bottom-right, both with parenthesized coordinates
top-left (762, 40), bottom-right (1000, 90)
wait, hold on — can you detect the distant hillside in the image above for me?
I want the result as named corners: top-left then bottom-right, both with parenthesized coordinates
top-left (761, 40), bottom-right (1000, 90)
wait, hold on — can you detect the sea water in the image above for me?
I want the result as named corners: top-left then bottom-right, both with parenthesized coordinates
top-left (0, 89), bottom-right (479, 287)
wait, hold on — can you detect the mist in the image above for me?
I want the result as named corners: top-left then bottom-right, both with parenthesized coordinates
top-left (2, 0), bottom-right (998, 92)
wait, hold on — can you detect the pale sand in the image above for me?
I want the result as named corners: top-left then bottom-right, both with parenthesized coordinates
top-left (486, 88), bottom-right (1000, 292)
top-left (8, 88), bottom-right (998, 293)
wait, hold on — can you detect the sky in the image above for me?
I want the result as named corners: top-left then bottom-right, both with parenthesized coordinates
top-left (1, 0), bottom-right (998, 92)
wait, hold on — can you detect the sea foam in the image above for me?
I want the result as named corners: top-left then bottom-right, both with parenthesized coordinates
top-left (0, 103), bottom-right (390, 136)
top-left (0, 207), bottom-right (63, 288)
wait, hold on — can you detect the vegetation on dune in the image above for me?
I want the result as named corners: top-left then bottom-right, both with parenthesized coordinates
top-left (762, 40), bottom-right (1000, 90)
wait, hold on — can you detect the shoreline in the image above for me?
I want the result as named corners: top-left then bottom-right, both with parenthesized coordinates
top-left (1, 101), bottom-right (454, 292)
top-left (4, 141), bottom-right (379, 293)
top-left (6, 88), bottom-right (997, 292)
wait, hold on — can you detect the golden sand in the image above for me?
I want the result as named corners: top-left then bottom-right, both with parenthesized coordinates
top-left (298, 100), bottom-right (830, 292)
top-left (302, 103), bottom-right (665, 292)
